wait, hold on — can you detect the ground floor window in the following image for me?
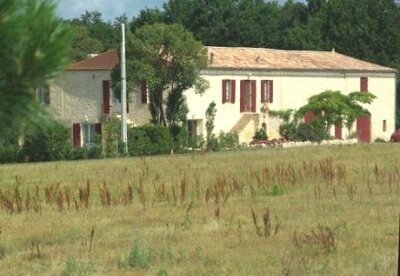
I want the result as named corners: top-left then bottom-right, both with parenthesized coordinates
top-left (72, 123), bottom-right (101, 148)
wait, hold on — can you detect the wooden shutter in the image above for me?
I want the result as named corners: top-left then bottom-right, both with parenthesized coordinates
top-left (102, 80), bottom-right (110, 114)
top-left (95, 123), bottom-right (102, 135)
top-left (141, 81), bottom-right (147, 104)
top-left (231, 80), bottom-right (236, 103)
top-left (251, 80), bottom-right (256, 113)
top-left (72, 123), bottom-right (81, 148)
top-left (240, 80), bottom-right (246, 112)
top-left (261, 80), bottom-right (266, 103)
top-left (269, 80), bottom-right (274, 103)
top-left (360, 77), bottom-right (368, 93)
top-left (222, 80), bottom-right (227, 103)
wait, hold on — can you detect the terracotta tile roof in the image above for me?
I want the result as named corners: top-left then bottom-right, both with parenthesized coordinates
top-left (67, 47), bottom-right (397, 73)
top-left (206, 46), bottom-right (397, 73)
top-left (67, 49), bottom-right (119, 71)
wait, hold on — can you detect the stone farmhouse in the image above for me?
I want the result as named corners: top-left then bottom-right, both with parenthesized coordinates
top-left (42, 47), bottom-right (397, 147)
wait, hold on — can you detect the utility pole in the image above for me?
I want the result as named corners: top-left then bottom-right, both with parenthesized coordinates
top-left (120, 23), bottom-right (128, 154)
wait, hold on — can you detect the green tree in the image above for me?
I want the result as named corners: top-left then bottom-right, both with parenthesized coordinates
top-left (0, 0), bottom-right (71, 145)
top-left (69, 24), bottom-right (103, 61)
top-left (296, 90), bottom-right (376, 131)
top-left (111, 23), bottom-right (208, 127)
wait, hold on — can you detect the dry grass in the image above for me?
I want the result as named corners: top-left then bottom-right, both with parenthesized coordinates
top-left (0, 144), bottom-right (399, 275)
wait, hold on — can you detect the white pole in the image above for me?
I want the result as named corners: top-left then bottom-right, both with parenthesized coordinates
top-left (121, 23), bottom-right (128, 154)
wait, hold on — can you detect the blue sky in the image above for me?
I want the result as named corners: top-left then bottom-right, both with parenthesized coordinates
top-left (57, 0), bottom-right (166, 21)
top-left (56, 0), bottom-right (297, 21)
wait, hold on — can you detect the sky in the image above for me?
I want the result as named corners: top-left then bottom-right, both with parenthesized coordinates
top-left (57, 0), bottom-right (166, 21)
top-left (56, 0), bottom-right (296, 21)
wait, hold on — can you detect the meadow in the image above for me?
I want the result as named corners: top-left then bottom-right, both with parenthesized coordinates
top-left (0, 144), bottom-right (399, 275)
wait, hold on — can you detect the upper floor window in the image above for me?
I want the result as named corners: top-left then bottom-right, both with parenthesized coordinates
top-left (261, 80), bottom-right (273, 103)
top-left (37, 84), bottom-right (50, 105)
top-left (222, 79), bottom-right (235, 103)
top-left (360, 77), bottom-right (368, 93)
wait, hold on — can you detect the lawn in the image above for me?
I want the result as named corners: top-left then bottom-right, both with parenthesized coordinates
top-left (0, 144), bottom-right (399, 275)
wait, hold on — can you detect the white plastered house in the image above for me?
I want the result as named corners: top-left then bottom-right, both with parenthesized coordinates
top-left (46, 46), bottom-right (397, 146)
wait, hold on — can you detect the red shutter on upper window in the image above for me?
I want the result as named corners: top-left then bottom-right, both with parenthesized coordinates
top-left (72, 123), bottom-right (81, 148)
top-left (240, 80), bottom-right (246, 112)
top-left (141, 81), bottom-right (147, 104)
top-left (261, 80), bottom-right (266, 103)
top-left (269, 80), bottom-right (274, 103)
top-left (231, 80), bottom-right (236, 103)
top-left (95, 123), bottom-right (102, 136)
top-left (222, 80), bottom-right (227, 103)
top-left (251, 80), bottom-right (256, 113)
top-left (102, 80), bottom-right (110, 114)
top-left (360, 77), bottom-right (368, 92)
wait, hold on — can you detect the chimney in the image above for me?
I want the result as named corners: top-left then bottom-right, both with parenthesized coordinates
top-left (209, 52), bottom-right (214, 64)
top-left (87, 53), bottom-right (98, 59)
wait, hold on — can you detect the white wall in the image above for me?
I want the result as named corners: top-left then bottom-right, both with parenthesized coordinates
top-left (185, 70), bottom-right (396, 142)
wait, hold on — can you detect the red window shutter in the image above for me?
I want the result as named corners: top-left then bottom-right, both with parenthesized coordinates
top-left (222, 80), bottom-right (227, 103)
top-left (269, 80), bottom-right (274, 103)
top-left (102, 80), bottom-right (110, 114)
top-left (304, 111), bottom-right (314, 124)
top-left (251, 80), bottom-right (256, 113)
top-left (360, 77), bottom-right (368, 92)
top-left (231, 80), bottom-right (236, 103)
top-left (72, 123), bottom-right (81, 148)
top-left (95, 123), bottom-right (102, 135)
top-left (240, 80), bottom-right (246, 112)
top-left (141, 81), bottom-right (147, 104)
top-left (261, 80), bottom-right (266, 103)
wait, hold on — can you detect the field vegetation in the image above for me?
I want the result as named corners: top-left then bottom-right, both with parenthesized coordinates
top-left (0, 144), bottom-right (399, 275)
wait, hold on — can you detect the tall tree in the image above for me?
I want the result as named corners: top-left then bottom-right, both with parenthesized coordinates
top-left (111, 23), bottom-right (208, 126)
top-left (0, 0), bottom-right (71, 144)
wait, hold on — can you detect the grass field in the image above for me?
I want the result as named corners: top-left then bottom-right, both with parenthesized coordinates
top-left (0, 144), bottom-right (399, 275)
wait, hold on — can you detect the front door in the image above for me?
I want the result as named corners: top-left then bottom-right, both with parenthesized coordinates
top-left (240, 80), bottom-right (256, 113)
top-left (357, 116), bottom-right (371, 143)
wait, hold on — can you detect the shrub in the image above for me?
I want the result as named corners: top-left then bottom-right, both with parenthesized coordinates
top-left (374, 137), bottom-right (386, 143)
top-left (88, 144), bottom-right (102, 159)
top-left (188, 134), bottom-right (205, 150)
top-left (102, 116), bottom-right (121, 157)
top-left (0, 144), bottom-right (24, 163)
top-left (127, 125), bottom-right (172, 156)
top-left (296, 119), bottom-right (329, 142)
top-left (22, 118), bottom-right (71, 162)
top-left (72, 147), bottom-right (88, 160)
top-left (279, 122), bottom-right (298, 140)
top-left (253, 128), bottom-right (268, 140)
top-left (218, 131), bottom-right (239, 149)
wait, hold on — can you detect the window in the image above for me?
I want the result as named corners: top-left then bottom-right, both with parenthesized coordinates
top-left (37, 84), bottom-right (50, 105)
top-left (383, 120), bottom-right (387, 132)
top-left (82, 124), bottom-right (96, 147)
top-left (222, 80), bottom-right (235, 103)
top-left (261, 80), bottom-right (273, 103)
top-left (72, 123), bottom-right (101, 148)
top-left (360, 77), bottom-right (368, 93)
